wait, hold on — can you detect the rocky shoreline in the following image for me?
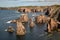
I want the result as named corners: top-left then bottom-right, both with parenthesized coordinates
top-left (3, 5), bottom-right (60, 35)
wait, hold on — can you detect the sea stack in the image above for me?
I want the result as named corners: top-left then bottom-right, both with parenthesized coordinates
top-left (7, 26), bottom-right (14, 33)
top-left (35, 15), bottom-right (43, 24)
top-left (20, 14), bottom-right (28, 23)
top-left (29, 18), bottom-right (35, 28)
top-left (16, 20), bottom-right (26, 36)
top-left (35, 14), bottom-right (47, 24)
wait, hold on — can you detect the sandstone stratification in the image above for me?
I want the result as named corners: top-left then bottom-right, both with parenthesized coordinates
top-left (20, 14), bottom-right (28, 23)
top-left (7, 26), bottom-right (14, 33)
top-left (16, 20), bottom-right (26, 36)
top-left (29, 18), bottom-right (35, 28)
top-left (35, 14), bottom-right (47, 24)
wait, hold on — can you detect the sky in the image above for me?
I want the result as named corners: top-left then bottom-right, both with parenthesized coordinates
top-left (0, 0), bottom-right (60, 7)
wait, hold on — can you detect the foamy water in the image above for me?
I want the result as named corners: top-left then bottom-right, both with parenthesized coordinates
top-left (6, 20), bottom-right (12, 23)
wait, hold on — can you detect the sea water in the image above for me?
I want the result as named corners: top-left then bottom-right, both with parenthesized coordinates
top-left (0, 10), bottom-right (60, 40)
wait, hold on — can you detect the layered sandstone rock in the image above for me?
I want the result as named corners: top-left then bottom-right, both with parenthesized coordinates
top-left (16, 20), bottom-right (26, 36)
top-left (35, 15), bottom-right (43, 24)
top-left (46, 7), bottom-right (60, 33)
top-left (7, 26), bottom-right (14, 33)
top-left (47, 18), bottom-right (58, 33)
top-left (18, 8), bottom-right (31, 13)
top-left (29, 18), bottom-right (35, 28)
top-left (35, 14), bottom-right (47, 24)
top-left (11, 20), bottom-right (17, 23)
top-left (41, 15), bottom-right (47, 23)
top-left (20, 14), bottom-right (28, 22)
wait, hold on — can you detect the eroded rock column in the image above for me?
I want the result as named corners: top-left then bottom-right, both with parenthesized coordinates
top-left (16, 20), bottom-right (26, 36)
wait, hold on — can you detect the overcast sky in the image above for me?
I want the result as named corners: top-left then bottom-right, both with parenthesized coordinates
top-left (0, 0), bottom-right (60, 7)
top-left (0, 0), bottom-right (60, 1)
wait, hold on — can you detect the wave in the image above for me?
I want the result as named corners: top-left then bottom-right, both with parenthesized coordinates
top-left (4, 29), bottom-right (7, 31)
top-left (15, 11), bottom-right (20, 13)
top-left (6, 20), bottom-right (12, 23)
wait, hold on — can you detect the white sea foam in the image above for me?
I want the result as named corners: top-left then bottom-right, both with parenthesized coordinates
top-left (6, 20), bottom-right (12, 23)
top-left (16, 11), bottom-right (20, 13)
top-left (32, 13), bottom-right (36, 17)
top-left (4, 29), bottom-right (7, 31)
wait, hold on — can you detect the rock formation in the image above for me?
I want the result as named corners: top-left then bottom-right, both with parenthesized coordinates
top-left (16, 20), bottom-right (26, 36)
top-left (47, 18), bottom-right (58, 33)
top-left (11, 20), bottom-right (17, 23)
top-left (29, 18), bottom-right (35, 28)
top-left (41, 15), bottom-right (47, 23)
top-left (20, 14), bottom-right (28, 23)
top-left (35, 15), bottom-right (43, 24)
top-left (7, 26), bottom-right (14, 33)
top-left (18, 8), bottom-right (31, 13)
top-left (35, 14), bottom-right (47, 24)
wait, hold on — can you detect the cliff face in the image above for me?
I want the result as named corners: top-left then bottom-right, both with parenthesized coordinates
top-left (48, 6), bottom-right (60, 20)
top-left (0, 5), bottom-right (60, 12)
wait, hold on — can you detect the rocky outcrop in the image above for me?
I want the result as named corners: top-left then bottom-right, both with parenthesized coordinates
top-left (29, 18), bottom-right (35, 28)
top-left (18, 8), bottom-right (31, 13)
top-left (46, 6), bottom-right (60, 33)
top-left (35, 15), bottom-right (43, 24)
top-left (35, 14), bottom-right (47, 24)
top-left (47, 18), bottom-right (58, 33)
top-left (11, 20), bottom-right (17, 23)
top-left (7, 26), bottom-right (14, 33)
top-left (18, 6), bottom-right (47, 13)
top-left (20, 14), bottom-right (28, 22)
top-left (16, 20), bottom-right (26, 36)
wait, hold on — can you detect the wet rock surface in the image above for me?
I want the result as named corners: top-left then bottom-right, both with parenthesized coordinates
top-left (7, 26), bottom-right (14, 33)
top-left (16, 20), bottom-right (26, 36)
top-left (29, 18), bottom-right (35, 28)
top-left (20, 14), bottom-right (28, 22)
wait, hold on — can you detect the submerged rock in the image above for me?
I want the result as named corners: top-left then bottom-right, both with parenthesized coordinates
top-left (16, 20), bottom-right (26, 36)
top-left (11, 20), bottom-right (17, 23)
top-left (29, 18), bottom-right (35, 28)
top-left (7, 26), bottom-right (14, 33)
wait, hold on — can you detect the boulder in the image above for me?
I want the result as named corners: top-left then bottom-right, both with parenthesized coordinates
top-left (16, 21), bottom-right (26, 36)
top-left (29, 18), bottom-right (35, 28)
top-left (20, 14), bottom-right (28, 23)
top-left (35, 15), bottom-right (43, 24)
top-left (11, 20), bottom-right (17, 23)
top-left (35, 14), bottom-right (47, 24)
top-left (47, 18), bottom-right (58, 33)
top-left (7, 26), bottom-right (14, 33)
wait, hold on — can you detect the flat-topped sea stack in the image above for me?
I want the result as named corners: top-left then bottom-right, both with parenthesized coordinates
top-left (16, 20), bottom-right (26, 36)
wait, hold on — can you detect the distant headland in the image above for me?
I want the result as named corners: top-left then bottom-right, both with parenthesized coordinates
top-left (0, 5), bottom-right (60, 10)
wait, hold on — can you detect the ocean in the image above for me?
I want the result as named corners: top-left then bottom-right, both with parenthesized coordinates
top-left (0, 10), bottom-right (60, 40)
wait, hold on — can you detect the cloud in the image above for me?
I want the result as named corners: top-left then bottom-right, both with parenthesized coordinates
top-left (0, 0), bottom-right (60, 2)
top-left (45, 0), bottom-right (60, 2)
